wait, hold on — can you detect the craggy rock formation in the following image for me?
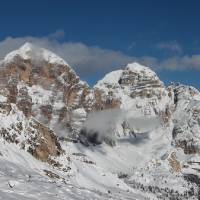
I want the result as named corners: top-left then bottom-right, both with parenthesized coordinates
top-left (0, 90), bottom-right (62, 163)
top-left (27, 119), bottom-right (62, 162)
top-left (0, 43), bottom-right (91, 135)
top-left (171, 85), bottom-right (200, 154)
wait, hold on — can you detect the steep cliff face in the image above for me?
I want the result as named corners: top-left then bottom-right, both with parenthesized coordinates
top-left (171, 85), bottom-right (200, 154)
top-left (95, 63), bottom-right (173, 114)
top-left (0, 43), bottom-right (92, 137)
top-left (0, 99), bottom-right (62, 163)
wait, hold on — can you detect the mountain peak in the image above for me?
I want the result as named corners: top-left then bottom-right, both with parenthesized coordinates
top-left (95, 62), bottom-right (159, 88)
top-left (20, 41), bottom-right (34, 49)
top-left (125, 62), bottom-right (157, 77)
top-left (4, 42), bottom-right (68, 66)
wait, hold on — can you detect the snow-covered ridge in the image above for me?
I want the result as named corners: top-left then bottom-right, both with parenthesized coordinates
top-left (4, 42), bottom-right (68, 66)
top-left (95, 62), bottom-right (160, 87)
top-left (125, 62), bottom-right (157, 77)
top-left (95, 70), bottom-right (123, 86)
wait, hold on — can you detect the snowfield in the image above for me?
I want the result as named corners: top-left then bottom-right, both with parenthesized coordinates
top-left (0, 139), bottom-right (151, 200)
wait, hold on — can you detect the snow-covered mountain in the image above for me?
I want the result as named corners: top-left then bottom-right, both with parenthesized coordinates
top-left (0, 43), bottom-right (200, 199)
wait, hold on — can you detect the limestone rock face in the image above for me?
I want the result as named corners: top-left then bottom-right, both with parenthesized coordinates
top-left (0, 43), bottom-right (90, 136)
top-left (168, 152), bottom-right (182, 173)
top-left (0, 102), bottom-right (62, 163)
top-left (95, 63), bottom-right (170, 113)
top-left (28, 119), bottom-right (62, 162)
top-left (171, 85), bottom-right (200, 154)
top-left (16, 86), bottom-right (32, 117)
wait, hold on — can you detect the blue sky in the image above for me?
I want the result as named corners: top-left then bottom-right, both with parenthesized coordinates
top-left (0, 0), bottom-right (200, 88)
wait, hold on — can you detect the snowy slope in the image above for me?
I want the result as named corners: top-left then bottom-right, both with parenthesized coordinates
top-left (0, 139), bottom-right (148, 200)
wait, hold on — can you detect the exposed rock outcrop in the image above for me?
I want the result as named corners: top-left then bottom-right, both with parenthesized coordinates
top-left (171, 85), bottom-right (200, 154)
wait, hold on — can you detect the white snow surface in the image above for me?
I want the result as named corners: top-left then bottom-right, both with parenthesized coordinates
top-left (0, 95), bottom-right (7, 103)
top-left (0, 138), bottom-right (151, 200)
top-left (4, 42), bottom-right (68, 66)
top-left (96, 70), bottom-right (123, 85)
top-left (125, 62), bottom-right (158, 78)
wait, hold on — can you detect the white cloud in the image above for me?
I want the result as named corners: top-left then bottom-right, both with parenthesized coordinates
top-left (156, 41), bottom-right (182, 54)
top-left (158, 55), bottom-right (200, 70)
top-left (127, 41), bottom-right (136, 51)
top-left (48, 29), bottom-right (66, 40)
top-left (0, 32), bottom-right (199, 81)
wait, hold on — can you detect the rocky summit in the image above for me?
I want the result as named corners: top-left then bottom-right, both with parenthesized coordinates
top-left (0, 43), bottom-right (200, 200)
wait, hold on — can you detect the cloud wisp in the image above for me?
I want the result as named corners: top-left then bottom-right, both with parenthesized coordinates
top-left (156, 41), bottom-right (182, 54)
top-left (81, 108), bottom-right (161, 144)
